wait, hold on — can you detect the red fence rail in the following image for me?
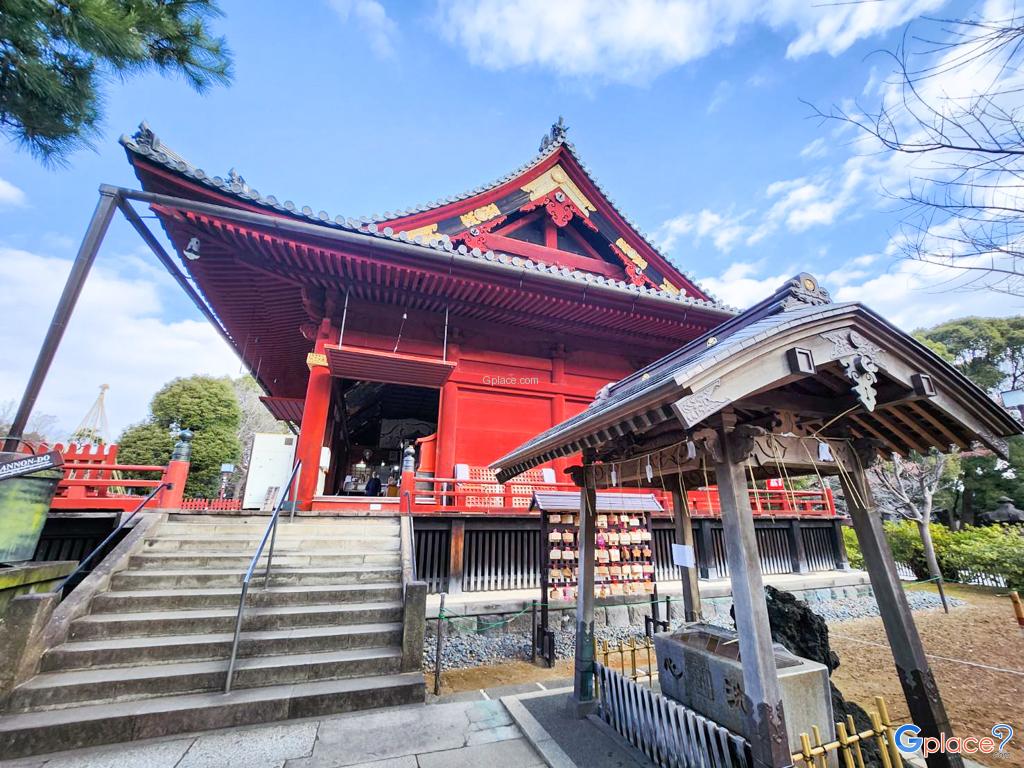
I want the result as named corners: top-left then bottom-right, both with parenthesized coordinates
top-left (35, 443), bottom-right (168, 511)
top-left (406, 468), bottom-right (835, 517)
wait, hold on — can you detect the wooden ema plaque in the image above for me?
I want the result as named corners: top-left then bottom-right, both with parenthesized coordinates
top-left (541, 509), bottom-right (656, 604)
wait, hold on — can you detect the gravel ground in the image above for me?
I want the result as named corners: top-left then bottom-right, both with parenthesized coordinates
top-left (423, 590), bottom-right (961, 671)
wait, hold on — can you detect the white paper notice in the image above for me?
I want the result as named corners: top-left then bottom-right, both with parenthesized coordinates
top-left (671, 543), bottom-right (695, 568)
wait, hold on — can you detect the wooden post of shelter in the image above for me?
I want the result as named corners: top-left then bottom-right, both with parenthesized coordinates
top-left (571, 459), bottom-right (598, 716)
top-left (712, 428), bottom-right (793, 768)
top-left (670, 487), bottom-right (702, 622)
top-left (840, 460), bottom-right (963, 768)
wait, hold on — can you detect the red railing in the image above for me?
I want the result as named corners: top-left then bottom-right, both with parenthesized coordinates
top-left (405, 468), bottom-right (835, 518)
top-left (38, 443), bottom-right (167, 510)
top-left (18, 442), bottom-right (187, 512)
top-left (688, 486), bottom-right (836, 517)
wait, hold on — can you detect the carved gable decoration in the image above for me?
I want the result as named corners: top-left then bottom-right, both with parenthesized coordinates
top-left (671, 379), bottom-right (729, 428)
top-left (363, 126), bottom-right (711, 301)
top-left (780, 273), bottom-right (832, 310)
top-left (821, 329), bottom-right (884, 411)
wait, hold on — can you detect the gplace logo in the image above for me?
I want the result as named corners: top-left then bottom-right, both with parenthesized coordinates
top-left (893, 724), bottom-right (1014, 758)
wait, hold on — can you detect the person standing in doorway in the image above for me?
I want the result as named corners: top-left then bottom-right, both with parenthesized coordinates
top-left (364, 472), bottom-right (382, 497)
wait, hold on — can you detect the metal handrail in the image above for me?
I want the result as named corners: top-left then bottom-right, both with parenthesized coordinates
top-left (224, 460), bottom-right (302, 694)
top-left (55, 481), bottom-right (171, 594)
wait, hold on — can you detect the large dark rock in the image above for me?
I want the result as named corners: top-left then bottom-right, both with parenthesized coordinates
top-left (732, 587), bottom-right (890, 768)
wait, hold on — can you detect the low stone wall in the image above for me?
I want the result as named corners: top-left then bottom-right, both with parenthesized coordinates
top-left (0, 561), bottom-right (75, 696)
top-left (429, 582), bottom-right (874, 637)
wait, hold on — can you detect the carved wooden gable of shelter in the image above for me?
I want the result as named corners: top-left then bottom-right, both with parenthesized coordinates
top-left (491, 273), bottom-right (1021, 483)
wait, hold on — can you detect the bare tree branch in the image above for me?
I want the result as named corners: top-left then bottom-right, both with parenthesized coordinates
top-left (810, 11), bottom-right (1024, 296)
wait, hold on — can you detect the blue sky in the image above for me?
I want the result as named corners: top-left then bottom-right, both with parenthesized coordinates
top-left (1, 0), bottom-right (1017, 439)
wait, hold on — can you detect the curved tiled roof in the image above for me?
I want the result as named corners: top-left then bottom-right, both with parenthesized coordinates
top-left (364, 119), bottom-right (721, 304)
top-left (120, 122), bottom-right (733, 316)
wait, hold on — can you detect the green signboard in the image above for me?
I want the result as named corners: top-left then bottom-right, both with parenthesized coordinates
top-left (0, 452), bottom-right (63, 563)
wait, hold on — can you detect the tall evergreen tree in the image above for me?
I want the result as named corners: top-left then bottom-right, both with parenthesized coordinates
top-left (0, 0), bottom-right (231, 163)
top-left (118, 375), bottom-right (241, 499)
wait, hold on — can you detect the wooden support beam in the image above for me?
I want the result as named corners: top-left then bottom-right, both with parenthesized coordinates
top-left (904, 401), bottom-right (964, 450)
top-left (740, 390), bottom-right (853, 417)
top-left (887, 407), bottom-right (944, 453)
top-left (670, 487), bottom-right (702, 622)
top-left (447, 519), bottom-right (465, 596)
top-left (839, 468), bottom-right (963, 768)
top-left (713, 430), bottom-right (792, 768)
top-left (849, 414), bottom-right (912, 455)
top-left (590, 431), bottom-right (858, 489)
top-left (786, 518), bottom-right (809, 574)
top-left (871, 409), bottom-right (931, 454)
top-left (571, 463), bottom-right (598, 716)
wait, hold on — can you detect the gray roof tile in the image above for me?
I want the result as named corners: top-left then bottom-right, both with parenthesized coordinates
top-left (120, 123), bottom-right (735, 316)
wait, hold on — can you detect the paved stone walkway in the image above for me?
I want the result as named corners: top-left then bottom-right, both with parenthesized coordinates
top-left (0, 700), bottom-right (545, 768)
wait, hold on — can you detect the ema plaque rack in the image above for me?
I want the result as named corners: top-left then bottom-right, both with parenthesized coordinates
top-left (531, 490), bottom-right (665, 666)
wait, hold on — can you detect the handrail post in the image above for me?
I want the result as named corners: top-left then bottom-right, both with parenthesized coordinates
top-left (225, 580), bottom-right (248, 694)
top-left (263, 513), bottom-right (279, 587)
top-left (224, 460), bottom-right (302, 694)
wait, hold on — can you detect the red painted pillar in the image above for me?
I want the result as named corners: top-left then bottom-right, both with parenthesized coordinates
top-left (550, 346), bottom-right (567, 478)
top-left (295, 319), bottom-right (338, 511)
top-left (436, 340), bottom-right (461, 481)
top-left (437, 380), bottom-right (459, 481)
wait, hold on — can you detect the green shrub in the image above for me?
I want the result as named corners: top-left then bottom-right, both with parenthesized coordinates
top-left (881, 520), bottom-right (957, 580)
top-left (841, 526), bottom-right (863, 569)
top-left (942, 525), bottom-right (1024, 591)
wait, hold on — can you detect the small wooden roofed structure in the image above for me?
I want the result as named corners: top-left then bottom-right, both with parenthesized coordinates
top-left (493, 274), bottom-right (1019, 768)
top-left (530, 490), bottom-right (663, 513)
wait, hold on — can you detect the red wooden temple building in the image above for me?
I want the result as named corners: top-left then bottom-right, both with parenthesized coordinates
top-left (119, 120), bottom-right (845, 593)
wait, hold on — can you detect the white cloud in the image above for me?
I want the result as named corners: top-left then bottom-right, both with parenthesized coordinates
top-left (834, 258), bottom-right (1022, 330)
top-left (436, 0), bottom-right (944, 83)
top-left (698, 256), bottom-right (1020, 328)
top-left (707, 80), bottom-right (733, 114)
top-left (658, 161), bottom-right (868, 255)
top-left (0, 247), bottom-right (240, 440)
top-left (799, 137), bottom-right (827, 159)
top-left (658, 208), bottom-right (750, 253)
top-left (697, 263), bottom-right (795, 308)
top-left (782, 0), bottom-right (942, 59)
top-left (0, 177), bottom-right (26, 207)
top-left (329, 0), bottom-right (398, 58)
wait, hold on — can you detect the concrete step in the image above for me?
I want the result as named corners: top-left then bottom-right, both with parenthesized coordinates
top-left (110, 565), bottom-right (401, 590)
top-left (69, 602), bottom-right (404, 640)
top-left (0, 672), bottom-right (425, 759)
top-left (7, 647), bottom-right (403, 712)
top-left (141, 535), bottom-right (400, 552)
top-left (40, 623), bottom-right (404, 671)
top-left (127, 551), bottom-right (400, 569)
top-left (92, 583), bottom-right (402, 612)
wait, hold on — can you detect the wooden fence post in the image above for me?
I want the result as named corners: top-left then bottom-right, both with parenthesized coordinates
top-left (447, 519), bottom-right (465, 595)
top-left (787, 518), bottom-right (809, 574)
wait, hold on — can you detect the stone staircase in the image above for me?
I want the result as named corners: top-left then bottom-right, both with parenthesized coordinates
top-left (0, 514), bottom-right (425, 758)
